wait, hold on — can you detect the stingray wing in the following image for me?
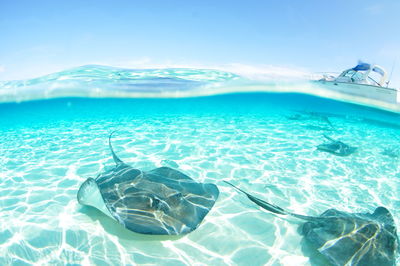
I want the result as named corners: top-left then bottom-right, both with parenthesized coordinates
top-left (95, 166), bottom-right (219, 235)
top-left (300, 208), bottom-right (398, 266)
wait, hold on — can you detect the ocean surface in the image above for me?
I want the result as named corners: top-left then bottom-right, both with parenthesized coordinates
top-left (1, 66), bottom-right (400, 265)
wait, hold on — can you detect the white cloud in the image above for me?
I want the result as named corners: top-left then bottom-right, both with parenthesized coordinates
top-left (102, 58), bottom-right (311, 81)
top-left (0, 57), bottom-right (312, 84)
top-left (218, 63), bottom-right (311, 81)
top-left (0, 65), bottom-right (5, 72)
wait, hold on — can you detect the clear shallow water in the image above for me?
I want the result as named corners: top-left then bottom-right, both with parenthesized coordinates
top-left (1, 93), bottom-right (400, 265)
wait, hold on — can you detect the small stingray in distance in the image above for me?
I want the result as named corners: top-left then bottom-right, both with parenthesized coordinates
top-left (317, 135), bottom-right (357, 156)
top-left (381, 148), bottom-right (400, 158)
top-left (224, 181), bottom-right (398, 266)
top-left (286, 111), bottom-right (335, 131)
top-left (77, 132), bottom-right (219, 235)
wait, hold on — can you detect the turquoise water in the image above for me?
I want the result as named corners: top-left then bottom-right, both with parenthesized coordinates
top-left (0, 65), bottom-right (240, 102)
top-left (1, 67), bottom-right (400, 265)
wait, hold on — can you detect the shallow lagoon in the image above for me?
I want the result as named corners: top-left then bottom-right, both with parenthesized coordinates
top-left (1, 93), bottom-right (399, 265)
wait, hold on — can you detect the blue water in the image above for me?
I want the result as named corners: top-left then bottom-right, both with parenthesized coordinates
top-left (0, 65), bottom-right (240, 102)
top-left (1, 67), bottom-right (400, 265)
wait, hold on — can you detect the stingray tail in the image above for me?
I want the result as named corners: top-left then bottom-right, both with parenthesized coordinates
top-left (224, 181), bottom-right (313, 221)
top-left (323, 134), bottom-right (336, 142)
top-left (324, 117), bottom-right (335, 130)
top-left (109, 131), bottom-right (123, 164)
top-left (224, 181), bottom-right (287, 215)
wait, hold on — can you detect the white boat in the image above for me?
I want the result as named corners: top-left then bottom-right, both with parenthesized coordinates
top-left (316, 62), bottom-right (400, 104)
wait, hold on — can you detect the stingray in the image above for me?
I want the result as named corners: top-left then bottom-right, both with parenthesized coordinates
top-left (224, 181), bottom-right (398, 266)
top-left (287, 111), bottom-right (335, 130)
top-left (317, 135), bottom-right (357, 156)
top-left (381, 148), bottom-right (400, 158)
top-left (77, 133), bottom-right (219, 235)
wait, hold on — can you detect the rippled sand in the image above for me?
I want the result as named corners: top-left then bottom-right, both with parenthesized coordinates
top-left (0, 94), bottom-right (399, 265)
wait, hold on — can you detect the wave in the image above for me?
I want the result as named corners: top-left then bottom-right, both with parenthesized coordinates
top-left (0, 65), bottom-right (399, 113)
top-left (0, 65), bottom-right (238, 100)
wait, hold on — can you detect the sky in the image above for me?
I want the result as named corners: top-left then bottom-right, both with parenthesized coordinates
top-left (1, 0), bottom-right (400, 86)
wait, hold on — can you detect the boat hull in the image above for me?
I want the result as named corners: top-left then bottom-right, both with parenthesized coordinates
top-left (316, 80), bottom-right (399, 104)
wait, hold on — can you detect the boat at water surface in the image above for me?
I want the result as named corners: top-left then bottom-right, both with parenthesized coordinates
top-left (315, 62), bottom-right (400, 104)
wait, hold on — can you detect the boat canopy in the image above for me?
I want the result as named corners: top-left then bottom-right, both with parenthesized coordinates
top-left (336, 62), bottom-right (388, 86)
top-left (352, 62), bottom-right (371, 71)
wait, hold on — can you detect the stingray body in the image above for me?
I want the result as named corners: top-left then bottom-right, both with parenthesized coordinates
top-left (317, 135), bottom-right (357, 156)
top-left (381, 148), bottom-right (400, 158)
top-left (77, 133), bottom-right (219, 235)
top-left (224, 181), bottom-right (398, 266)
top-left (287, 111), bottom-right (335, 130)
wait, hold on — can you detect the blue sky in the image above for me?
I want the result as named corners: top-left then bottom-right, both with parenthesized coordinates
top-left (1, 0), bottom-right (400, 86)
